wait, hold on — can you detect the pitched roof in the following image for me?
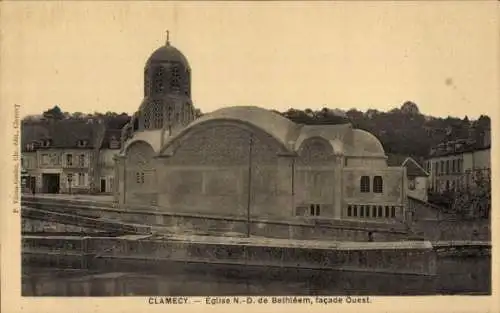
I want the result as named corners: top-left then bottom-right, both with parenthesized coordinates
top-left (386, 154), bottom-right (429, 177)
top-left (402, 157), bottom-right (429, 177)
top-left (21, 119), bottom-right (105, 151)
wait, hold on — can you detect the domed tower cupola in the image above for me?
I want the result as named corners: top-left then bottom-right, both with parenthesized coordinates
top-left (138, 31), bottom-right (195, 135)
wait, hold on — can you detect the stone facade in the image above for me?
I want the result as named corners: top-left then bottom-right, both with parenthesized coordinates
top-left (115, 41), bottom-right (408, 227)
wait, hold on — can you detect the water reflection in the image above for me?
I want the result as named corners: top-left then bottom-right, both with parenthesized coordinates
top-left (22, 256), bottom-right (490, 296)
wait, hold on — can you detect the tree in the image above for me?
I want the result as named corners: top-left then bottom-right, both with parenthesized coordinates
top-left (400, 101), bottom-right (420, 115)
top-left (43, 105), bottom-right (65, 120)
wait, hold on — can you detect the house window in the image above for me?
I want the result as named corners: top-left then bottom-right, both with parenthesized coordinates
top-left (452, 159), bottom-right (456, 173)
top-left (109, 136), bottom-right (120, 149)
top-left (309, 204), bottom-right (320, 216)
top-left (371, 205), bottom-right (377, 217)
top-left (66, 154), bottom-right (73, 166)
top-left (78, 173), bottom-right (85, 186)
top-left (440, 161), bottom-right (444, 174)
top-left (391, 206), bottom-right (396, 218)
top-left (385, 206), bottom-right (390, 217)
top-left (378, 206), bottom-right (383, 217)
top-left (41, 154), bottom-right (49, 165)
top-left (360, 176), bottom-right (370, 193)
top-left (446, 160), bottom-right (450, 174)
top-left (77, 140), bottom-right (88, 148)
top-left (408, 177), bottom-right (416, 190)
top-left (360, 205), bottom-right (364, 217)
top-left (136, 172), bottom-right (145, 184)
top-left (347, 205), bottom-right (352, 217)
top-left (353, 205), bottom-right (358, 217)
top-left (78, 154), bottom-right (85, 167)
top-left (373, 176), bottom-right (383, 193)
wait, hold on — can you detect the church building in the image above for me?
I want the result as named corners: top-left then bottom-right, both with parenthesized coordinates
top-left (114, 37), bottom-right (407, 224)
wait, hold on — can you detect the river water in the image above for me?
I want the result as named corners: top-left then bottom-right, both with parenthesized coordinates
top-left (22, 255), bottom-right (490, 296)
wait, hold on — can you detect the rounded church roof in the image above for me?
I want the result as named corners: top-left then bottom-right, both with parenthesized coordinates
top-left (165, 106), bottom-right (300, 153)
top-left (349, 129), bottom-right (385, 156)
top-left (145, 42), bottom-right (191, 70)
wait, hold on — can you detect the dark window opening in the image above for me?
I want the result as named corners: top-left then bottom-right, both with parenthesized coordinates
top-left (347, 205), bottom-right (352, 217)
top-left (373, 176), bottom-right (383, 193)
top-left (360, 176), bottom-right (370, 193)
top-left (360, 205), bottom-right (364, 217)
top-left (353, 205), bottom-right (358, 217)
top-left (391, 206), bottom-right (396, 218)
top-left (378, 206), bottom-right (383, 217)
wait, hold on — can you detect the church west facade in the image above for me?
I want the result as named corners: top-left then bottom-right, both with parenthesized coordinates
top-left (114, 39), bottom-right (407, 225)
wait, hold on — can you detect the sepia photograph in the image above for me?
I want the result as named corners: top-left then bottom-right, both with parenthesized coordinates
top-left (1, 1), bottom-right (498, 312)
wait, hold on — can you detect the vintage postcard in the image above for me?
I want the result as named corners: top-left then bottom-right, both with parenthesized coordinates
top-left (1, 1), bottom-right (498, 313)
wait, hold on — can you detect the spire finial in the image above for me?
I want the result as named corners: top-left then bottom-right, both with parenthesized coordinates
top-left (166, 30), bottom-right (170, 46)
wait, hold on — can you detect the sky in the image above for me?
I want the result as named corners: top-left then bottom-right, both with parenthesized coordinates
top-left (1, 1), bottom-right (498, 119)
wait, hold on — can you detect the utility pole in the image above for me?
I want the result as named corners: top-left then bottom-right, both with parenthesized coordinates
top-left (246, 133), bottom-right (253, 238)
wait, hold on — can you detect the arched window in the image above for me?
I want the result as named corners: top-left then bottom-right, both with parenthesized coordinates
top-left (360, 176), bottom-right (370, 193)
top-left (373, 176), bottom-right (383, 193)
top-left (170, 65), bottom-right (181, 92)
top-left (153, 66), bottom-right (165, 94)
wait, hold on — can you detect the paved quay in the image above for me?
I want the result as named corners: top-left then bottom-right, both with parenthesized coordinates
top-left (22, 193), bottom-right (114, 203)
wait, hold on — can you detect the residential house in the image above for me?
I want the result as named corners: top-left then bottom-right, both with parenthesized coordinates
top-left (21, 119), bottom-right (106, 194)
top-left (387, 154), bottom-right (429, 202)
top-left (98, 129), bottom-right (122, 193)
top-left (425, 128), bottom-right (491, 194)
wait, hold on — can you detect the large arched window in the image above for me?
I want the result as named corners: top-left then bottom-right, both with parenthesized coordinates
top-left (373, 176), bottom-right (383, 193)
top-left (360, 176), bottom-right (370, 193)
top-left (298, 137), bottom-right (333, 164)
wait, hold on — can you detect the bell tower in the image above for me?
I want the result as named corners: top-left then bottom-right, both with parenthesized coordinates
top-left (136, 31), bottom-right (195, 136)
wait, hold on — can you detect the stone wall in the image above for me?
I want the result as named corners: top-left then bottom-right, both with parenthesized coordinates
top-left (22, 197), bottom-right (410, 241)
top-left (22, 235), bottom-right (437, 276)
